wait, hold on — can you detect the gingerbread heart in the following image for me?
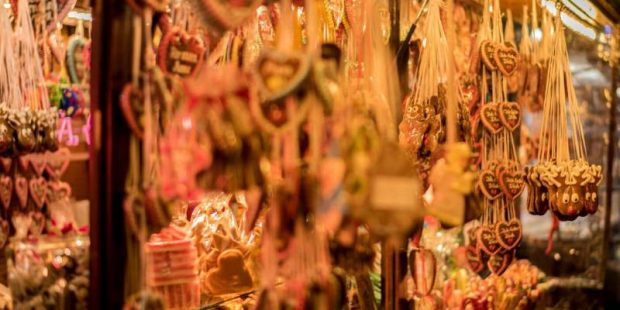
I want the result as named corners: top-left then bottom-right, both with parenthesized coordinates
top-left (410, 247), bottom-right (437, 295)
top-left (0, 219), bottom-right (8, 248)
top-left (203, 248), bottom-right (254, 295)
top-left (494, 42), bottom-right (519, 76)
top-left (480, 103), bottom-right (503, 134)
top-left (466, 246), bottom-right (484, 273)
top-left (190, 0), bottom-right (261, 35)
top-left (47, 181), bottom-right (72, 202)
top-left (480, 40), bottom-right (497, 70)
top-left (498, 102), bottom-right (521, 131)
top-left (29, 153), bottom-right (47, 176)
top-left (498, 169), bottom-right (525, 200)
top-left (0, 158), bottom-right (11, 172)
top-left (46, 148), bottom-right (71, 179)
top-left (487, 252), bottom-right (512, 275)
top-left (495, 219), bottom-right (522, 250)
top-left (29, 211), bottom-right (46, 236)
top-left (0, 176), bottom-right (11, 210)
top-left (17, 156), bottom-right (30, 172)
top-left (50, 0), bottom-right (77, 32)
top-left (478, 169), bottom-right (502, 200)
top-left (254, 49), bottom-right (311, 102)
top-left (158, 28), bottom-right (206, 77)
top-left (477, 225), bottom-right (501, 255)
top-left (14, 176), bottom-right (28, 209)
top-left (120, 83), bottom-right (144, 140)
top-left (29, 177), bottom-right (47, 209)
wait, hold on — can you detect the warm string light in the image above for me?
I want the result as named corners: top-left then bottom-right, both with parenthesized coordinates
top-left (540, 0), bottom-right (597, 40)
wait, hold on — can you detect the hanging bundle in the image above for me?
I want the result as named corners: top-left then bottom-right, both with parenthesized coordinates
top-left (1, 0), bottom-right (58, 156)
top-left (399, 0), bottom-right (470, 190)
top-left (467, 0), bottom-right (523, 276)
top-left (525, 13), bottom-right (602, 220)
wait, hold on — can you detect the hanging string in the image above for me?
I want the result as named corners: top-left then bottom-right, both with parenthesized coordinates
top-left (0, 4), bottom-right (18, 108)
top-left (15, 0), bottom-right (50, 110)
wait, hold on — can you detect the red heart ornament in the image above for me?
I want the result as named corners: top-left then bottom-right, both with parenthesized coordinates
top-left (0, 219), bottom-right (8, 248)
top-left (14, 176), bottom-right (28, 209)
top-left (480, 40), bottom-right (498, 70)
top-left (493, 42), bottom-right (519, 76)
top-left (46, 148), bottom-right (71, 179)
top-left (29, 211), bottom-right (46, 236)
top-left (17, 156), bottom-right (30, 172)
top-left (0, 176), bottom-right (12, 210)
top-left (487, 251), bottom-right (514, 275)
top-left (158, 28), bottom-right (206, 78)
top-left (477, 225), bottom-right (501, 255)
top-left (29, 154), bottom-right (47, 176)
top-left (498, 169), bottom-right (525, 200)
top-left (466, 246), bottom-right (484, 273)
top-left (498, 102), bottom-right (521, 131)
top-left (478, 169), bottom-right (502, 200)
top-left (29, 177), bottom-right (47, 209)
top-left (409, 247), bottom-right (437, 296)
top-left (0, 158), bottom-right (11, 172)
top-left (495, 219), bottom-right (523, 250)
top-left (480, 103), bottom-right (503, 134)
top-left (120, 83), bottom-right (144, 140)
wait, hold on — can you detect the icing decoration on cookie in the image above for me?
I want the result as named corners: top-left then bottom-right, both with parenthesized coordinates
top-left (493, 42), bottom-right (519, 76)
top-left (157, 27), bottom-right (206, 77)
top-left (498, 101), bottom-right (520, 131)
top-left (480, 40), bottom-right (497, 70)
top-left (480, 103), bottom-right (503, 134)
top-left (478, 169), bottom-right (502, 200)
top-left (495, 219), bottom-right (522, 250)
top-left (477, 225), bottom-right (501, 255)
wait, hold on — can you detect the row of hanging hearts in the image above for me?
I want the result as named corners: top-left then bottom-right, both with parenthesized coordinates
top-left (0, 211), bottom-right (47, 248)
top-left (0, 175), bottom-right (71, 210)
top-left (477, 101), bottom-right (521, 134)
top-left (466, 220), bottom-right (522, 275)
top-left (0, 148), bottom-right (71, 178)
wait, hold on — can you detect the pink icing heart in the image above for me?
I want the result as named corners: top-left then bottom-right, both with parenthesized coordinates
top-left (29, 177), bottom-right (47, 209)
top-left (46, 148), bottom-right (71, 179)
top-left (14, 176), bottom-right (28, 209)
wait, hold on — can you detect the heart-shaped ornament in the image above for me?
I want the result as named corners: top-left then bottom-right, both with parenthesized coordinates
top-left (190, 0), bottom-right (262, 35)
top-left (29, 177), bottom-right (47, 209)
top-left (487, 252), bottom-right (512, 275)
top-left (120, 83), bottom-right (145, 140)
top-left (29, 153), bottom-right (47, 176)
top-left (48, 0), bottom-right (78, 32)
top-left (47, 181), bottom-right (72, 202)
top-left (498, 102), bottom-right (521, 131)
top-left (14, 176), bottom-right (28, 209)
top-left (0, 219), bottom-right (8, 248)
top-left (0, 176), bottom-right (12, 210)
top-left (495, 219), bottom-right (522, 250)
top-left (466, 246), bottom-right (484, 273)
top-left (158, 28), bottom-right (206, 78)
top-left (480, 40), bottom-right (498, 70)
top-left (17, 156), bottom-right (30, 172)
top-left (409, 247), bottom-right (437, 296)
top-left (499, 169), bottom-right (525, 200)
top-left (494, 42), bottom-right (519, 76)
top-left (478, 169), bottom-right (502, 200)
top-left (46, 148), bottom-right (71, 179)
top-left (480, 103), bottom-right (503, 134)
top-left (29, 211), bottom-right (46, 236)
top-left (477, 225), bottom-right (501, 255)
top-left (0, 158), bottom-right (11, 172)
top-left (254, 49), bottom-right (311, 102)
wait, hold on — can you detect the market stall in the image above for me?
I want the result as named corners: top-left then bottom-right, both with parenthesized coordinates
top-left (74, 0), bottom-right (620, 309)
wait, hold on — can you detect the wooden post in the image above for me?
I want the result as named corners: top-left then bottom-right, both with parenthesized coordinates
top-left (601, 53), bottom-right (617, 285)
top-left (89, 1), bottom-right (135, 309)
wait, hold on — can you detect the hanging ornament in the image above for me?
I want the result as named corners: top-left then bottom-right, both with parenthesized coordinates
top-left (526, 11), bottom-right (602, 221)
